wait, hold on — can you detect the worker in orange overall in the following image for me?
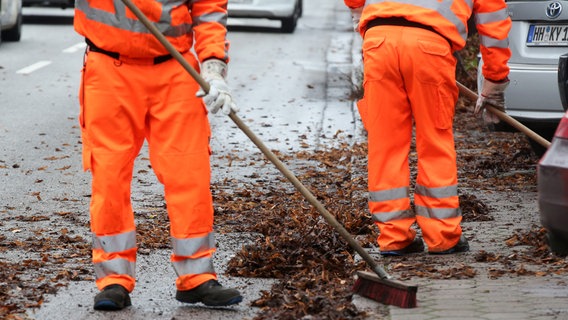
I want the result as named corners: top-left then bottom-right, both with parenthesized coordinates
top-left (345, 0), bottom-right (511, 255)
top-left (74, 0), bottom-right (242, 310)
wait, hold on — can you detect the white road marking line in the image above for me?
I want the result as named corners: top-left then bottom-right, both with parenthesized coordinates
top-left (16, 61), bottom-right (53, 74)
top-left (63, 42), bottom-right (87, 53)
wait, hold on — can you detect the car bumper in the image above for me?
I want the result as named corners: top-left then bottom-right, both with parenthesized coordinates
top-left (23, 0), bottom-right (73, 7)
top-left (228, 1), bottom-right (296, 19)
top-left (506, 63), bottom-right (566, 115)
top-left (506, 111), bottom-right (565, 122)
top-left (539, 138), bottom-right (568, 235)
top-left (1, 0), bottom-right (22, 29)
top-left (478, 60), bottom-right (567, 123)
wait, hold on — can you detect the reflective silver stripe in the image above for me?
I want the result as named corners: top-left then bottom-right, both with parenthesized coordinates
top-left (476, 8), bottom-right (510, 49)
top-left (475, 8), bottom-right (508, 25)
top-left (369, 187), bottom-right (409, 202)
top-left (172, 256), bottom-right (215, 276)
top-left (415, 184), bottom-right (457, 199)
top-left (480, 35), bottom-right (509, 49)
top-left (371, 209), bottom-right (414, 223)
top-left (75, 0), bottom-right (192, 37)
top-left (193, 11), bottom-right (228, 27)
top-left (172, 233), bottom-right (215, 257)
top-left (365, 0), bottom-right (468, 42)
top-left (94, 258), bottom-right (136, 279)
top-left (92, 230), bottom-right (137, 253)
top-left (415, 205), bottom-right (461, 219)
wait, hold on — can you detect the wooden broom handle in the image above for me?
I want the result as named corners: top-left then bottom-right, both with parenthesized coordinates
top-left (456, 81), bottom-right (551, 148)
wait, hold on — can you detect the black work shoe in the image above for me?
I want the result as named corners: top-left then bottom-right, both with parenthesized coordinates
top-left (380, 236), bottom-right (425, 256)
top-left (94, 284), bottom-right (131, 311)
top-left (176, 280), bottom-right (243, 307)
top-left (429, 235), bottom-right (470, 254)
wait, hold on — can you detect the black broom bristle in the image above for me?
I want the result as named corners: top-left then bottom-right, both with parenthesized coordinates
top-left (352, 271), bottom-right (417, 308)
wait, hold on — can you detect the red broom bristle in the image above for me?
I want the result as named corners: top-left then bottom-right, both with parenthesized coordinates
top-left (352, 277), bottom-right (417, 308)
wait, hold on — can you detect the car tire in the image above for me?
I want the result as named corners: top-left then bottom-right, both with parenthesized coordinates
top-left (1, 8), bottom-right (23, 42)
top-left (547, 230), bottom-right (568, 257)
top-left (527, 125), bottom-right (557, 158)
top-left (528, 138), bottom-right (549, 158)
top-left (280, 0), bottom-right (301, 33)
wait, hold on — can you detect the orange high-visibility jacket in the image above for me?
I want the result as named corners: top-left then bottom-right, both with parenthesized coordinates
top-left (74, 0), bottom-right (229, 62)
top-left (345, 0), bottom-right (511, 81)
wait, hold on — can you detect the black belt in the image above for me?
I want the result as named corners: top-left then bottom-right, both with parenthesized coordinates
top-left (365, 17), bottom-right (451, 46)
top-left (85, 38), bottom-right (173, 65)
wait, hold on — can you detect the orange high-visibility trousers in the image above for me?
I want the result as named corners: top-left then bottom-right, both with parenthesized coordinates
top-left (79, 50), bottom-right (217, 292)
top-left (358, 25), bottom-right (463, 252)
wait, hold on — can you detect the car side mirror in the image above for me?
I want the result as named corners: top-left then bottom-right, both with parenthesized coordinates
top-left (558, 53), bottom-right (568, 111)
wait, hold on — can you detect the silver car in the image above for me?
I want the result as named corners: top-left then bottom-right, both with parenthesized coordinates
top-left (22, 0), bottom-right (74, 9)
top-left (227, 0), bottom-right (303, 33)
top-left (478, 0), bottom-right (568, 155)
top-left (0, 0), bottom-right (22, 42)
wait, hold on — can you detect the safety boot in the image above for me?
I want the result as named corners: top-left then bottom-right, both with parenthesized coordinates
top-left (176, 279), bottom-right (243, 306)
top-left (429, 235), bottom-right (470, 254)
top-left (380, 236), bottom-right (425, 256)
top-left (93, 284), bottom-right (131, 311)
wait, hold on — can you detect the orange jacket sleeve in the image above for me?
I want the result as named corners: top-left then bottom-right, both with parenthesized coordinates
top-left (191, 0), bottom-right (230, 63)
top-left (474, 0), bottom-right (512, 81)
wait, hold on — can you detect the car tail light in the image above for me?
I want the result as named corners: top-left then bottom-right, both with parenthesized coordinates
top-left (555, 112), bottom-right (568, 139)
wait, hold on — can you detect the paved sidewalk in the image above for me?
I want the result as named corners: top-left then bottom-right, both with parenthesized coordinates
top-left (353, 274), bottom-right (568, 319)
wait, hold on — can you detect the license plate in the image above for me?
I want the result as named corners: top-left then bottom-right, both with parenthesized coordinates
top-left (527, 24), bottom-right (568, 46)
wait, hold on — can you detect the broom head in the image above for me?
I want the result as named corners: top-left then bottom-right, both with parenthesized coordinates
top-left (352, 270), bottom-right (418, 308)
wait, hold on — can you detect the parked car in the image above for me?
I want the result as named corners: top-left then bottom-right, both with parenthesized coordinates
top-left (538, 111), bottom-right (568, 256)
top-left (22, 0), bottom-right (73, 9)
top-left (227, 0), bottom-right (302, 33)
top-left (477, 0), bottom-right (568, 156)
top-left (537, 56), bottom-right (568, 256)
top-left (0, 0), bottom-right (23, 43)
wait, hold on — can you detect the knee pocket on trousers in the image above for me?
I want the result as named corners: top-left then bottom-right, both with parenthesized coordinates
top-left (419, 82), bottom-right (456, 130)
top-left (435, 90), bottom-right (456, 130)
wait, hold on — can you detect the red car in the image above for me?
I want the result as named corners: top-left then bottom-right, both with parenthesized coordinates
top-left (538, 55), bottom-right (568, 256)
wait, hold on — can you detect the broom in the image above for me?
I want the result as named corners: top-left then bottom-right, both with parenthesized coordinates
top-left (117, 0), bottom-right (417, 308)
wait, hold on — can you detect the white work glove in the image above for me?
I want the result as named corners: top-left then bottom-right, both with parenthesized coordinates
top-left (350, 7), bottom-right (363, 32)
top-left (475, 78), bottom-right (509, 124)
top-left (196, 59), bottom-right (237, 115)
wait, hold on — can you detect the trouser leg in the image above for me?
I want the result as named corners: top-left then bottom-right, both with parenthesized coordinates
top-left (400, 27), bottom-right (463, 252)
top-left (360, 26), bottom-right (416, 251)
top-left (80, 52), bottom-right (147, 292)
top-left (145, 53), bottom-right (217, 291)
